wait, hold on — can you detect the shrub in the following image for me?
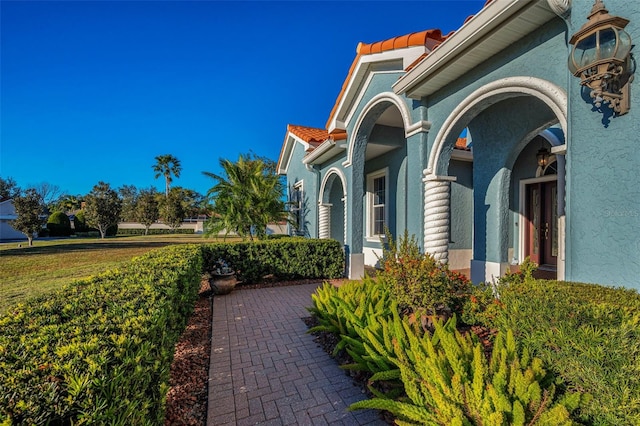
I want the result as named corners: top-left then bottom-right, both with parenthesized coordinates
top-left (378, 229), bottom-right (471, 321)
top-left (350, 316), bottom-right (584, 425)
top-left (474, 279), bottom-right (640, 425)
top-left (73, 210), bottom-right (89, 232)
top-left (116, 228), bottom-right (194, 235)
top-left (308, 282), bottom-right (584, 424)
top-left (0, 244), bottom-right (203, 424)
top-left (202, 238), bottom-right (344, 283)
top-left (46, 211), bottom-right (72, 237)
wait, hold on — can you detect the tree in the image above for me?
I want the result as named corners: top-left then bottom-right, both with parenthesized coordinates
top-left (160, 188), bottom-right (186, 230)
top-left (11, 188), bottom-right (45, 246)
top-left (84, 182), bottom-right (122, 239)
top-left (202, 153), bottom-right (286, 240)
top-left (136, 188), bottom-right (160, 235)
top-left (0, 176), bottom-right (20, 199)
top-left (32, 182), bottom-right (63, 210)
top-left (153, 154), bottom-right (182, 197)
top-left (118, 184), bottom-right (138, 222)
top-left (56, 194), bottom-right (82, 214)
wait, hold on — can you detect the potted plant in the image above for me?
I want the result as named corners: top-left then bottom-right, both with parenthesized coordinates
top-left (210, 258), bottom-right (237, 295)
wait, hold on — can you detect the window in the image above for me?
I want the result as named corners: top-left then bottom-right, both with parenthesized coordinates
top-left (290, 181), bottom-right (303, 235)
top-left (367, 169), bottom-right (387, 238)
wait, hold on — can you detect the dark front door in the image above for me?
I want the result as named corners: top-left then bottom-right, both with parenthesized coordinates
top-left (525, 181), bottom-right (558, 267)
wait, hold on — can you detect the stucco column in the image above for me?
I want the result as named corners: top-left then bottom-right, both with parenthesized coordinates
top-left (423, 173), bottom-right (456, 263)
top-left (318, 203), bottom-right (331, 239)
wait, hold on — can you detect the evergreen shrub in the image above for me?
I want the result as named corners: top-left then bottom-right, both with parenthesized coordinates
top-left (378, 229), bottom-right (471, 320)
top-left (473, 278), bottom-right (640, 425)
top-left (0, 244), bottom-right (203, 424)
top-left (202, 238), bottom-right (344, 283)
top-left (73, 210), bottom-right (88, 232)
top-left (46, 211), bottom-right (72, 237)
top-left (116, 228), bottom-right (194, 235)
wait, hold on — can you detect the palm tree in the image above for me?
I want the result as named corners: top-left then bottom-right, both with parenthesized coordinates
top-left (203, 153), bottom-right (286, 240)
top-left (153, 154), bottom-right (182, 197)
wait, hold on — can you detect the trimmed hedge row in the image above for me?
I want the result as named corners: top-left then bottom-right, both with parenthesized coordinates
top-left (116, 228), bottom-right (195, 236)
top-left (202, 238), bottom-right (345, 283)
top-left (0, 244), bottom-right (203, 425)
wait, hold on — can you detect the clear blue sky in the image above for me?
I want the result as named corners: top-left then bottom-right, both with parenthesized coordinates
top-left (1, 0), bottom-right (485, 197)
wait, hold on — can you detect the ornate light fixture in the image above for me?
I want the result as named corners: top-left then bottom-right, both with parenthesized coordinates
top-left (536, 146), bottom-right (551, 168)
top-left (568, 0), bottom-right (634, 115)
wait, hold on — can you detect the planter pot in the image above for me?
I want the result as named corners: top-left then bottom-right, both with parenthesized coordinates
top-left (210, 272), bottom-right (237, 295)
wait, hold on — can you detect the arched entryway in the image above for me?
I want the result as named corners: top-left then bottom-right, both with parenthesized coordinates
top-left (425, 77), bottom-right (567, 282)
top-left (344, 92), bottom-right (415, 276)
top-left (318, 169), bottom-right (346, 244)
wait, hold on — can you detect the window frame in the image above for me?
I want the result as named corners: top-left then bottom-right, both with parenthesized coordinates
top-left (290, 181), bottom-right (304, 236)
top-left (366, 168), bottom-right (388, 240)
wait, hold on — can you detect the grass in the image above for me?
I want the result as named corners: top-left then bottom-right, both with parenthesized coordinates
top-left (0, 234), bottom-right (234, 315)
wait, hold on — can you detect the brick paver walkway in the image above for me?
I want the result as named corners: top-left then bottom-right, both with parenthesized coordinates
top-left (207, 283), bottom-right (386, 425)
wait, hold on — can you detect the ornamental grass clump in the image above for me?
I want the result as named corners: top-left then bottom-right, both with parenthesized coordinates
top-left (377, 229), bottom-right (471, 324)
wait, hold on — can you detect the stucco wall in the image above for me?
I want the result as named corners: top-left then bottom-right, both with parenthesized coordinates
top-left (285, 141), bottom-right (319, 238)
top-left (564, 1), bottom-right (640, 287)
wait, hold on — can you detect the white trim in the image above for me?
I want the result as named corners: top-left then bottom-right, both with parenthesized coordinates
top-left (318, 167), bottom-right (348, 202)
top-left (343, 71), bottom-right (406, 129)
top-left (318, 168), bottom-right (348, 245)
top-left (427, 77), bottom-right (567, 176)
top-left (518, 174), bottom-right (564, 278)
top-left (303, 139), bottom-right (347, 165)
top-left (471, 260), bottom-right (510, 284)
top-left (277, 134), bottom-right (311, 175)
top-left (451, 149), bottom-right (473, 162)
top-left (405, 120), bottom-right (431, 138)
top-left (393, 0), bottom-right (557, 98)
top-left (343, 92), bottom-right (413, 168)
top-left (328, 46), bottom-right (428, 134)
top-left (366, 168), bottom-right (388, 241)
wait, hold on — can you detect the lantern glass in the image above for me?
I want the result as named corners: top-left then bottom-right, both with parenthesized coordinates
top-left (570, 33), bottom-right (598, 73)
top-left (614, 29), bottom-right (632, 61)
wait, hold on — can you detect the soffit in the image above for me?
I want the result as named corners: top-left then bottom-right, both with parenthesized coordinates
top-left (393, 0), bottom-right (558, 99)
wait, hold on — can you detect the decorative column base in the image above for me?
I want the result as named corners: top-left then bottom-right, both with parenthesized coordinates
top-left (318, 204), bottom-right (331, 239)
top-left (423, 174), bottom-right (456, 264)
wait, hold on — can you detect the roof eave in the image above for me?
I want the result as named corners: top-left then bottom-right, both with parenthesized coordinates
top-left (302, 138), bottom-right (347, 165)
top-left (393, 0), bottom-right (557, 99)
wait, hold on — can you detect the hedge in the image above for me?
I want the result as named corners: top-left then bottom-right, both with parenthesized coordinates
top-left (0, 244), bottom-right (203, 425)
top-left (467, 279), bottom-right (640, 425)
top-left (202, 238), bottom-right (345, 283)
top-left (116, 228), bottom-right (195, 236)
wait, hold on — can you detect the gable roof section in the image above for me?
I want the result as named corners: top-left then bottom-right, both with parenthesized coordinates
top-left (325, 29), bottom-right (446, 134)
top-left (277, 124), bottom-right (348, 175)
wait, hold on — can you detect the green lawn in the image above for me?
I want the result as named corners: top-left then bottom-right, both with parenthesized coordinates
top-left (0, 234), bottom-right (224, 315)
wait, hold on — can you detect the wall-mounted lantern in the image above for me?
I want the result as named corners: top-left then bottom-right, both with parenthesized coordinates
top-left (536, 146), bottom-right (551, 168)
top-left (568, 0), bottom-right (634, 115)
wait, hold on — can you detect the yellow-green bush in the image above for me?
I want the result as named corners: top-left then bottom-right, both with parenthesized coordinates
top-left (0, 244), bottom-right (203, 425)
top-left (472, 278), bottom-right (640, 425)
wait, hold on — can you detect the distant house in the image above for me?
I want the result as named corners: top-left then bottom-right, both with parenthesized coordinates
top-left (277, 1), bottom-right (640, 290)
top-left (0, 198), bottom-right (25, 240)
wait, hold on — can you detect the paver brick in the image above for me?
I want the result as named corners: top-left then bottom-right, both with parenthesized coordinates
top-left (207, 284), bottom-right (387, 425)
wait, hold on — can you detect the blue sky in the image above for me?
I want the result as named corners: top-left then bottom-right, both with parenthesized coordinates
top-left (1, 0), bottom-right (485, 197)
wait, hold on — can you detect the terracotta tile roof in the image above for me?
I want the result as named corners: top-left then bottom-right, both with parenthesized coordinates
top-left (287, 124), bottom-right (347, 152)
top-left (455, 137), bottom-right (470, 151)
top-left (326, 29), bottom-right (446, 131)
